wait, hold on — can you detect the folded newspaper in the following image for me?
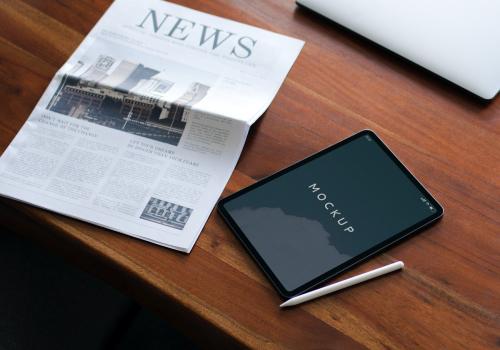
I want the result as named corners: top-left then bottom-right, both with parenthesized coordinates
top-left (0, 0), bottom-right (303, 252)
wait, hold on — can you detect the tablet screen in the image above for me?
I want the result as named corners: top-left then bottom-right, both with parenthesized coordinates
top-left (219, 131), bottom-right (442, 296)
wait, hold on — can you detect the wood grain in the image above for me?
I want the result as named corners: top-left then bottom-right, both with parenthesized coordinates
top-left (0, 0), bottom-right (498, 349)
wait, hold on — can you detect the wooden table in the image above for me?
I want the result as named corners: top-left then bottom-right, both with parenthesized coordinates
top-left (0, 0), bottom-right (498, 348)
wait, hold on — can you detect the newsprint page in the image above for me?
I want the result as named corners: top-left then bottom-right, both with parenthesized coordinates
top-left (0, 0), bottom-right (303, 252)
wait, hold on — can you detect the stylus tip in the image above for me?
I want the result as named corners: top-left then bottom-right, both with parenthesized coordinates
top-left (279, 300), bottom-right (294, 308)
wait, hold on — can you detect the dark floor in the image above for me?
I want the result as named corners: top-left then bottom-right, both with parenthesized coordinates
top-left (0, 230), bottom-right (199, 350)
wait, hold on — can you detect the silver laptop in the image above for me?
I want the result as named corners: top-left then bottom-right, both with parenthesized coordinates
top-left (297, 0), bottom-right (500, 99)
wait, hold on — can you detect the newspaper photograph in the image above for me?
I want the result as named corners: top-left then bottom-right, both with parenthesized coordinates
top-left (0, 0), bottom-right (303, 252)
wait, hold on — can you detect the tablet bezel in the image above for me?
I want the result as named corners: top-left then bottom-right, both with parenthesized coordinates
top-left (218, 130), bottom-right (443, 298)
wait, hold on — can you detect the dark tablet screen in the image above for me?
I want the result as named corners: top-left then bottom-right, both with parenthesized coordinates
top-left (218, 130), bottom-right (442, 297)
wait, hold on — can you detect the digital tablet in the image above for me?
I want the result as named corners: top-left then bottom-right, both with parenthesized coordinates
top-left (218, 130), bottom-right (443, 298)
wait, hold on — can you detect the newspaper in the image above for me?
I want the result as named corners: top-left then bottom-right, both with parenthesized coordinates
top-left (0, 0), bottom-right (303, 252)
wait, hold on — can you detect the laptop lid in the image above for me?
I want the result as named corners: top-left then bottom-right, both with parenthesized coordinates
top-left (297, 0), bottom-right (500, 99)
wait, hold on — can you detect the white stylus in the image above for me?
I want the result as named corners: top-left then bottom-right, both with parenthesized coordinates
top-left (280, 261), bottom-right (404, 308)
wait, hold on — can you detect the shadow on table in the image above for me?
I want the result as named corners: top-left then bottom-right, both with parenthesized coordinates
top-left (0, 230), bottom-right (199, 350)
